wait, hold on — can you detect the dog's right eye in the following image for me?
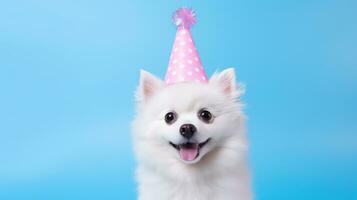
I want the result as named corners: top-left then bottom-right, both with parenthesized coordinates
top-left (198, 109), bottom-right (213, 123)
top-left (165, 112), bottom-right (177, 124)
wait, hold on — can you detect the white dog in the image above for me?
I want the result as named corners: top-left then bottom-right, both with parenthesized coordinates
top-left (132, 68), bottom-right (252, 200)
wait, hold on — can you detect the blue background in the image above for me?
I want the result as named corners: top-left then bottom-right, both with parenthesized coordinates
top-left (1, 0), bottom-right (356, 199)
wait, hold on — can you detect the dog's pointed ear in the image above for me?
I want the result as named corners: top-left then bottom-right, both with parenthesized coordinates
top-left (210, 68), bottom-right (243, 98)
top-left (136, 70), bottom-right (164, 102)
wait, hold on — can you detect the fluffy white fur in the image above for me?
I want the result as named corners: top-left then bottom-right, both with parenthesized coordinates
top-left (132, 68), bottom-right (252, 200)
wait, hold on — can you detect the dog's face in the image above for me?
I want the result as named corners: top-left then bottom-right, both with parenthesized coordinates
top-left (133, 68), bottom-right (245, 166)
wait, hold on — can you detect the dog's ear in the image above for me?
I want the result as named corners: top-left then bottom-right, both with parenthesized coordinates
top-left (210, 68), bottom-right (244, 98)
top-left (136, 70), bottom-right (164, 102)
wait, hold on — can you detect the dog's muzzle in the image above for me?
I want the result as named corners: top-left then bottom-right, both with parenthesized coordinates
top-left (169, 138), bottom-right (211, 162)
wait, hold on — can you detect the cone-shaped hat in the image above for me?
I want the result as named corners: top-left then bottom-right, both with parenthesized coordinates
top-left (165, 8), bottom-right (208, 84)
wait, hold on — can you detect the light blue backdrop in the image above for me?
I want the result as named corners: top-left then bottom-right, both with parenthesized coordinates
top-left (1, 0), bottom-right (356, 199)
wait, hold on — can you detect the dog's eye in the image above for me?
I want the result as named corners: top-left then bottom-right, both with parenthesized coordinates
top-left (198, 109), bottom-right (213, 123)
top-left (165, 112), bottom-right (177, 124)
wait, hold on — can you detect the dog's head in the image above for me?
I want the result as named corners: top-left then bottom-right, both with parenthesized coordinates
top-left (133, 68), bottom-right (246, 166)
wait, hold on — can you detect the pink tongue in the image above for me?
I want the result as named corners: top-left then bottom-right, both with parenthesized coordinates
top-left (179, 145), bottom-right (199, 161)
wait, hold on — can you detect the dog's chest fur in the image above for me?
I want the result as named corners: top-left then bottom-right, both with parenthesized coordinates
top-left (137, 147), bottom-right (252, 200)
top-left (138, 168), bottom-right (251, 200)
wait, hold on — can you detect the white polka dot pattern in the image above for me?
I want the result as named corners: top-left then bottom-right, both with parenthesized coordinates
top-left (165, 27), bottom-right (208, 84)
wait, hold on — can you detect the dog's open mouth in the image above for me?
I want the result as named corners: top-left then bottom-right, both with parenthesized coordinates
top-left (169, 138), bottom-right (211, 162)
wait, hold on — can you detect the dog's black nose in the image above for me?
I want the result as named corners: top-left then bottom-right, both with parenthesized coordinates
top-left (180, 124), bottom-right (196, 139)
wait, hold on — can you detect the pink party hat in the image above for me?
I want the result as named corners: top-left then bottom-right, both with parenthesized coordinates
top-left (165, 8), bottom-right (208, 85)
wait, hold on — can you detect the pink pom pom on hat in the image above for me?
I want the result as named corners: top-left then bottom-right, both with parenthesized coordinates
top-left (165, 7), bottom-right (208, 85)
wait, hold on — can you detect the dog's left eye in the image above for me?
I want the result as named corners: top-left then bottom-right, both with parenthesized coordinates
top-left (165, 112), bottom-right (177, 124)
top-left (198, 109), bottom-right (213, 123)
